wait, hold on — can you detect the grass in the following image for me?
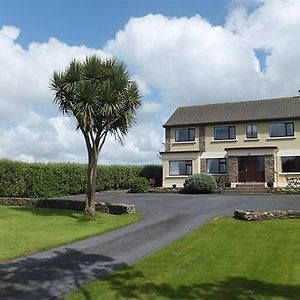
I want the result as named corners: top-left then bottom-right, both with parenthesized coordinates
top-left (65, 218), bottom-right (300, 300)
top-left (0, 206), bottom-right (141, 262)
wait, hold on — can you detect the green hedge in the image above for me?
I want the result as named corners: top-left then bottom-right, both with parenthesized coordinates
top-left (0, 160), bottom-right (162, 198)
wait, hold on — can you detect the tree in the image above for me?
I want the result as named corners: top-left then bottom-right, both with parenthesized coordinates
top-left (50, 55), bottom-right (141, 217)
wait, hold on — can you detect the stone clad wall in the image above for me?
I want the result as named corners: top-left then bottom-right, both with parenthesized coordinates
top-left (199, 126), bottom-right (205, 153)
top-left (165, 128), bottom-right (171, 151)
top-left (265, 155), bottom-right (275, 182)
top-left (234, 209), bottom-right (300, 221)
top-left (228, 156), bottom-right (238, 182)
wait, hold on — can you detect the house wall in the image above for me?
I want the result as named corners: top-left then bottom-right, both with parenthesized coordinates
top-left (162, 152), bottom-right (201, 187)
top-left (162, 119), bottom-right (300, 188)
top-left (205, 120), bottom-right (300, 152)
top-left (168, 126), bottom-right (200, 152)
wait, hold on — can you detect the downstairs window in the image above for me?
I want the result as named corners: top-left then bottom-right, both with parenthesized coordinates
top-left (169, 160), bottom-right (192, 176)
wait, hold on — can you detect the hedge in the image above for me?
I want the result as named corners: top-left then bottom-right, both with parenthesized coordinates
top-left (0, 160), bottom-right (162, 198)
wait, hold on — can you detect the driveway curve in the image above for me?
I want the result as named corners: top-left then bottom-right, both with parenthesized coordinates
top-left (1, 192), bottom-right (300, 299)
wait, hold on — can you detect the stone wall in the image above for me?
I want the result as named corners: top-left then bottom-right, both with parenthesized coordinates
top-left (0, 197), bottom-right (136, 215)
top-left (234, 209), bottom-right (300, 221)
top-left (199, 126), bottom-right (205, 153)
top-left (200, 158), bottom-right (206, 173)
top-left (227, 156), bottom-right (238, 183)
top-left (265, 155), bottom-right (275, 183)
top-left (165, 128), bottom-right (171, 151)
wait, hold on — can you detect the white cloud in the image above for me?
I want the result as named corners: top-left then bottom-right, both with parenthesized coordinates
top-left (0, 26), bottom-right (108, 122)
top-left (1, 0), bottom-right (300, 164)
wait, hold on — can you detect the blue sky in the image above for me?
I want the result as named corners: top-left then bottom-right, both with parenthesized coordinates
top-left (1, 0), bottom-right (230, 48)
top-left (0, 0), bottom-right (300, 164)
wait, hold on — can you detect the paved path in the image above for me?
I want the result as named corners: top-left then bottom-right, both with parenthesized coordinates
top-left (1, 193), bottom-right (300, 299)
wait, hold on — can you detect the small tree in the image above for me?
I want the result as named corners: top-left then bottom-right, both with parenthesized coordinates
top-left (50, 56), bottom-right (141, 217)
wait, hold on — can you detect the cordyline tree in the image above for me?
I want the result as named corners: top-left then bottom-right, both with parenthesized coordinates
top-left (50, 55), bottom-right (141, 217)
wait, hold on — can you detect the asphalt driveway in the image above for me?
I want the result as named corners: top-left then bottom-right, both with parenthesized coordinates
top-left (1, 192), bottom-right (300, 299)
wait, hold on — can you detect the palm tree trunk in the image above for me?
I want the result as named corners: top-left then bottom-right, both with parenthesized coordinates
top-left (85, 150), bottom-right (98, 218)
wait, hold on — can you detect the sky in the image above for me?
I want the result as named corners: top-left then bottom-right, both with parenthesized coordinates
top-left (0, 0), bottom-right (300, 165)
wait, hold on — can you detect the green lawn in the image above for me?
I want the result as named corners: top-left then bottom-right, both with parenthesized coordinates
top-left (0, 206), bottom-right (141, 262)
top-left (65, 218), bottom-right (300, 300)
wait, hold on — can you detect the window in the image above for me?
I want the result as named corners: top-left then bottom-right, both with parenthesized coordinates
top-left (175, 128), bottom-right (195, 142)
top-left (206, 158), bottom-right (226, 174)
top-left (214, 126), bottom-right (236, 140)
top-left (169, 160), bottom-right (192, 176)
top-left (269, 122), bottom-right (294, 137)
top-left (281, 156), bottom-right (300, 173)
top-left (246, 124), bottom-right (258, 139)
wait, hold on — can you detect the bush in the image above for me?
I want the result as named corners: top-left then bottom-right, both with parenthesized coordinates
top-left (181, 173), bottom-right (217, 194)
top-left (128, 177), bottom-right (150, 193)
top-left (0, 159), bottom-right (161, 198)
top-left (139, 165), bottom-right (162, 187)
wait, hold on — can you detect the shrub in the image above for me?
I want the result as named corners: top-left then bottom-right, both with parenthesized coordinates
top-left (0, 160), bottom-right (160, 198)
top-left (128, 177), bottom-right (150, 193)
top-left (139, 165), bottom-right (162, 187)
top-left (181, 173), bottom-right (217, 194)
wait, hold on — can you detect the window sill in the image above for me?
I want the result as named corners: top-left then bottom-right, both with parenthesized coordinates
top-left (244, 138), bottom-right (260, 141)
top-left (166, 175), bottom-right (189, 178)
top-left (173, 141), bottom-right (196, 145)
top-left (207, 173), bottom-right (227, 175)
top-left (211, 139), bottom-right (237, 143)
top-left (280, 172), bottom-right (300, 175)
top-left (267, 136), bottom-right (296, 140)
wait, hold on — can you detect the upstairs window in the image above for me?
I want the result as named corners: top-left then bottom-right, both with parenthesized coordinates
top-left (214, 126), bottom-right (236, 140)
top-left (246, 124), bottom-right (258, 139)
top-left (175, 128), bottom-right (195, 142)
top-left (207, 158), bottom-right (226, 174)
top-left (281, 156), bottom-right (300, 173)
top-left (169, 160), bottom-right (192, 176)
top-left (269, 122), bottom-right (294, 137)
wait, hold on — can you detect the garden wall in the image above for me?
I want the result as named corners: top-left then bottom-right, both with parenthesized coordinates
top-left (0, 160), bottom-right (162, 198)
top-left (0, 197), bottom-right (136, 215)
top-left (234, 209), bottom-right (300, 221)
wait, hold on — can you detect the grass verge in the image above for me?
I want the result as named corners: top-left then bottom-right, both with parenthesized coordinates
top-left (65, 217), bottom-right (300, 300)
top-left (0, 206), bottom-right (141, 262)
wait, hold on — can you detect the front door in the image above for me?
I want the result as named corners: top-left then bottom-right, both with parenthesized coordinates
top-left (238, 156), bottom-right (265, 182)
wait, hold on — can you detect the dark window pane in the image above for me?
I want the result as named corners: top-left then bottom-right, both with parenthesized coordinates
top-left (229, 126), bottom-right (236, 139)
top-left (175, 129), bottom-right (188, 141)
top-left (188, 129), bottom-right (195, 141)
top-left (219, 161), bottom-right (226, 173)
top-left (270, 123), bottom-right (285, 137)
top-left (214, 127), bottom-right (228, 140)
top-left (169, 160), bottom-right (193, 175)
top-left (175, 128), bottom-right (195, 142)
top-left (246, 124), bottom-right (258, 139)
top-left (207, 158), bottom-right (226, 174)
top-left (286, 123), bottom-right (294, 136)
top-left (282, 156), bottom-right (300, 172)
top-left (214, 126), bottom-right (236, 140)
top-left (270, 122), bottom-right (294, 137)
top-left (207, 159), bottom-right (219, 173)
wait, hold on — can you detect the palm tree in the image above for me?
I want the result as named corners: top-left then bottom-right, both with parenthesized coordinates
top-left (50, 55), bottom-right (141, 217)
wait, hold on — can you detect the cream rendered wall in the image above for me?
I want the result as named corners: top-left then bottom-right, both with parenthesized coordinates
top-left (205, 120), bottom-right (300, 187)
top-left (163, 120), bottom-right (300, 188)
top-left (169, 126), bottom-right (200, 152)
top-left (205, 120), bottom-right (300, 152)
top-left (162, 152), bottom-right (200, 187)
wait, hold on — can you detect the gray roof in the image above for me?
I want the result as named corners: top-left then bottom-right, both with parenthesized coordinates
top-left (164, 96), bottom-right (300, 127)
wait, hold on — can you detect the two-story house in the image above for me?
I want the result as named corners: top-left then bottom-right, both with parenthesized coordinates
top-left (161, 95), bottom-right (300, 188)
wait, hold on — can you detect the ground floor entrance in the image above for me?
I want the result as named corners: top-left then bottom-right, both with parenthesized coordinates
top-left (238, 156), bottom-right (265, 182)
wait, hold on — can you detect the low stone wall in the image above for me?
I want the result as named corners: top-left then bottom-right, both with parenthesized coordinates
top-left (234, 209), bottom-right (300, 221)
top-left (0, 197), bottom-right (135, 215)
